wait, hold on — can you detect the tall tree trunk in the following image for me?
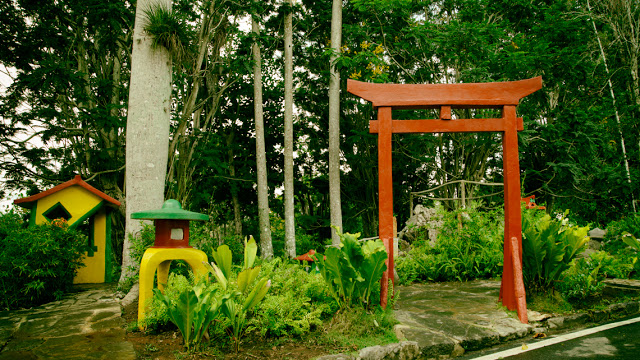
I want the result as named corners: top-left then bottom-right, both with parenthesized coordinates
top-left (328, 0), bottom-right (343, 246)
top-left (283, 0), bottom-right (296, 258)
top-left (253, 16), bottom-right (274, 259)
top-left (120, 0), bottom-right (172, 284)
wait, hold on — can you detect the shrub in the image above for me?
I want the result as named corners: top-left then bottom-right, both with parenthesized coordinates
top-left (117, 222), bottom-right (155, 293)
top-left (558, 257), bottom-right (606, 302)
top-left (522, 210), bottom-right (589, 294)
top-left (139, 272), bottom-right (194, 331)
top-left (313, 230), bottom-right (388, 309)
top-left (604, 215), bottom-right (640, 255)
top-left (0, 212), bottom-right (87, 310)
top-left (249, 259), bottom-right (333, 338)
top-left (396, 204), bottom-right (504, 283)
top-left (269, 212), bottom-right (328, 258)
top-left (153, 237), bottom-right (270, 352)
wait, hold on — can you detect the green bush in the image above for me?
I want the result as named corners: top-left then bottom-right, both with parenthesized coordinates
top-left (140, 272), bottom-right (194, 331)
top-left (313, 230), bottom-right (388, 309)
top-left (522, 210), bottom-right (589, 294)
top-left (117, 222), bottom-right (155, 293)
top-left (396, 205), bottom-right (504, 283)
top-left (604, 215), bottom-right (640, 255)
top-left (269, 212), bottom-right (328, 258)
top-left (0, 212), bottom-right (87, 310)
top-left (558, 257), bottom-right (606, 302)
top-left (249, 259), bottom-right (333, 338)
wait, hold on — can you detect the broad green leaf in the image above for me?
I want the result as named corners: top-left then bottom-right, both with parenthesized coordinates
top-left (237, 266), bottom-right (261, 294)
top-left (243, 277), bottom-right (270, 311)
top-left (362, 239), bottom-right (385, 256)
top-left (358, 250), bottom-right (387, 304)
top-left (211, 244), bottom-right (232, 279)
top-left (243, 236), bottom-right (258, 270)
top-left (205, 261), bottom-right (228, 290)
top-left (622, 232), bottom-right (640, 251)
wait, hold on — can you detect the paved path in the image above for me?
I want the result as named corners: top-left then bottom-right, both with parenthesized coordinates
top-left (394, 280), bottom-right (533, 358)
top-left (0, 284), bottom-right (135, 360)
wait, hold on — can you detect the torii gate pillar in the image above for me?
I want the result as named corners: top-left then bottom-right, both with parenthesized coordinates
top-left (348, 77), bottom-right (542, 324)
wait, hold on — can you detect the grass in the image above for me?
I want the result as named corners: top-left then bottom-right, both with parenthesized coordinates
top-left (316, 306), bottom-right (398, 350)
top-left (527, 288), bottom-right (640, 315)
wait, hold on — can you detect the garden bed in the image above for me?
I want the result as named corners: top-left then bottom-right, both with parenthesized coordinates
top-left (122, 299), bottom-right (337, 360)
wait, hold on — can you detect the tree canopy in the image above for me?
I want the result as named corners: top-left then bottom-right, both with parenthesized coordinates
top-left (1, 0), bottom-right (639, 261)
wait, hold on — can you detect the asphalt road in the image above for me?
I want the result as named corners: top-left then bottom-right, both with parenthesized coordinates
top-left (466, 316), bottom-right (640, 360)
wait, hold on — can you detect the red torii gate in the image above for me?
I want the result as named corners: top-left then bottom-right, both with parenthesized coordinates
top-left (347, 77), bottom-right (542, 324)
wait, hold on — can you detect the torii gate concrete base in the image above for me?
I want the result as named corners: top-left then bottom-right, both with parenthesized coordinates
top-left (348, 77), bottom-right (543, 324)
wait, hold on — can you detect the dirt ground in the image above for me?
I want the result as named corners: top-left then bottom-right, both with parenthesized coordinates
top-left (122, 301), bottom-right (343, 360)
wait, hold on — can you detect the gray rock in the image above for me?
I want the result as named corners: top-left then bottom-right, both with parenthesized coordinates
top-left (589, 310), bottom-right (609, 323)
top-left (357, 341), bottom-right (420, 360)
top-left (532, 327), bottom-right (547, 334)
top-left (399, 204), bottom-right (443, 244)
top-left (450, 343), bottom-right (465, 357)
top-left (546, 317), bottom-right (564, 329)
top-left (622, 301), bottom-right (640, 315)
top-left (562, 313), bottom-right (589, 328)
top-left (589, 228), bottom-right (607, 240)
top-left (316, 354), bottom-right (356, 360)
top-left (588, 239), bottom-right (602, 251)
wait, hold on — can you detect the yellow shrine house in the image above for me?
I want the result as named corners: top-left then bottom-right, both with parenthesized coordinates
top-left (14, 175), bottom-right (121, 283)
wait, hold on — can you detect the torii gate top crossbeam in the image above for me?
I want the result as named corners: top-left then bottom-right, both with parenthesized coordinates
top-left (347, 76), bottom-right (542, 109)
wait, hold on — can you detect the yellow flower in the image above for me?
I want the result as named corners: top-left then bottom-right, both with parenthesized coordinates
top-left (374, 44), bottom-right (384, 55)
top-left (350, 70), bottom-right (362, 79)
top-left (361, 40), bottom-right (370, 49)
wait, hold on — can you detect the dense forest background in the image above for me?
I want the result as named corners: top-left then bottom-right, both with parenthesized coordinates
top-left (1, 0), bottom-right (639, 263)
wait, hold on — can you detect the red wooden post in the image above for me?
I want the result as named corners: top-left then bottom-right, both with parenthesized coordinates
top-left (500, 105), bottom-right (523, 311)
top-left (378, 107), bottom-right (394, 308)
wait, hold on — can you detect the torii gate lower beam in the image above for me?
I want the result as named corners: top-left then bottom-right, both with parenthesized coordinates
top-left (348, 77), bottom-right (542, 324)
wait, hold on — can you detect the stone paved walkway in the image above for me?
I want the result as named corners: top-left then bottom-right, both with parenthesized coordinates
top-left (394, 280), bottom-right (533, 358)
top-left (0, 284), bottom-right (135, 360)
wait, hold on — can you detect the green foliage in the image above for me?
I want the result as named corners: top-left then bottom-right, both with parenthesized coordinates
top-left (318, 306), bottom-right (398, 350)
top-left (522, 210), bottom-right (589, 294)
top-left (604, 215), bottom-right (640, 254)
top-left (143, 2), bottom-right (193, 64)
top-left (620, 232), bottom-right (640, 276)
top-left (396, 205), bottom-right (504, 284)
top-left (141, 272), bottom-right (193, 331)
top-left (149, 237), bottom-right (270, 352)
top-left (204, 236), bottom-right (271, 352)
top-left (268, 212), bottom-right (328, 258)
top-left (117, 223), bottom-right (155, 293)
top-left (189, 222), bottom-right (245, 264)
top-left (0, 212), bottom-right (86, 310)
top-left (153, 278), bottom-right (221, 351)
top-left (313, 229), bottom-right (387, 309)
top-left (558, 258), bottom-right (606, 302)
top-left (249, 259), bottom-right (333, 338)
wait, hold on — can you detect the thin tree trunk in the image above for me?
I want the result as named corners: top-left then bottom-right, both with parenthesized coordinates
top-left (226, 131), bottom-right (243, 236)
top-left (121, 0), bottom-right (172, 284)
top-left (253, 16), bottom-right (273, 259)
top-left (328, 0), bottom-right (343, 246)
top-left (283, 0), bottom-right (296, 258)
